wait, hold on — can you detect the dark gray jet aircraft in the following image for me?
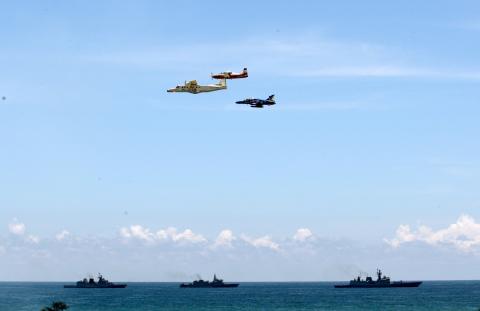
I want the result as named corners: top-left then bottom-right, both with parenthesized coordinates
top-left (235, 95), bottom-right (275, 108)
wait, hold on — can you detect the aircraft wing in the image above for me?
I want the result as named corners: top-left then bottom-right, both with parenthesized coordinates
top-left (250, 104), bottom-right (263, 108)
top-left (211, 72), bottom-right (231, 79)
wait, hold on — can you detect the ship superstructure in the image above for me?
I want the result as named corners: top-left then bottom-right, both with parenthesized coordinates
top-left (64, 274), bottom-right (127, 288)
top-left (180, 274), bottom-right (239, 288)
top-left (334, 269), bottom-right (422, 288)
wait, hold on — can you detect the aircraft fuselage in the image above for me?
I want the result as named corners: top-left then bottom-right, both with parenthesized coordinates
top-left (236, 95), bottom-right (276, 108)
top-left (211, 68), bottom-right (248, 80)
top-left (167, 79), bottom-right (227, 94)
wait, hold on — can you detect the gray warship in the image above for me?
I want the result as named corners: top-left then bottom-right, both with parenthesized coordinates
top-left (180, 274), bottom-right (239, 288)
top-left (334, 269), bottom-right (422, 288)
top-left (64, 274), bottom-right (127, 288)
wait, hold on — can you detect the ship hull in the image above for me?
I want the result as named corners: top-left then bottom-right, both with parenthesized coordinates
top-left (64, 284), bottom-right (127, 288)
top-left (335, 281), bottom-right (422, 288)
top-left (180, 284), bottom-right (239, 288)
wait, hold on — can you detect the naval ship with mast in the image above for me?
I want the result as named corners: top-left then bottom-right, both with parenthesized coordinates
top-left (180, 274), bottom-right (239, 288)
top-left (334, 269), bottom-right (422, 288)
top-left (64, 273), bottom-right (127, 288)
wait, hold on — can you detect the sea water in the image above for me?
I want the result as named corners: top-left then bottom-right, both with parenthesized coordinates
top-left (1, 281), bottom-right (480, 310)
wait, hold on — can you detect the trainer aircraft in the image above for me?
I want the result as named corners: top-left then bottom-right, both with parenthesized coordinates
top-left (167, 79), bottom-right (227, 94)
top-left (235, 95), bottom-right (275, 108)
top-left (211, 68), bottom-right (248, 79)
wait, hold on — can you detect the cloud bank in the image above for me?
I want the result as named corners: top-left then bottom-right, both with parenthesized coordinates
top-left (385, 214), bottom-right (480, 252)
top-left (3, 216), bottom-right (480, 281)
top-left (120, 225), bottom-right (207, 244)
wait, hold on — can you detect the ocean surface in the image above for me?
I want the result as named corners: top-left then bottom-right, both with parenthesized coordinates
top-left (1, 281), bottom-right (480, 311)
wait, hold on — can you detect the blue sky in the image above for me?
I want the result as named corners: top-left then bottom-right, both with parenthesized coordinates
top-left (1, 1), bottom-right (480, 281)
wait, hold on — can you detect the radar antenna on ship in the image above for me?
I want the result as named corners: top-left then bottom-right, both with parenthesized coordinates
top-left (377, 269), bottom-right (382, 281)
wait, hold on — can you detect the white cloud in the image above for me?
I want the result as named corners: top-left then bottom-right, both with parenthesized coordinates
top-left (171, 229), bottom-right (207, 243)
top-left (130, 225), bottom-right (155, 242)
top-left (242, 235), bottom-right (280, 251)
top-left (8, 219), bottom-right (26, 236)
top-left (384, 225), bottom-right (416, 248)
top-left (6, 219), bottom-right (39, 244)
top-left (5, 219), bottom-right (480, 281)
top-left (120, 225), bottom-right (155, 242)
top-left (293, 228), bottom-right (314, 242)
top-left (119, 227), bottom-right (132, 238)
top-left (55, 230), bottom-right (70, 241)
top-left (213, 229), bottom-right (236, 248)
top-left (26, 235), bottom-right (40, 244)
top-left (155, 227), bottom-right (175, 241)
top-left (385, 214), bottom-right (480, 252)
top-left (120, 226), bottom-right (206, 244)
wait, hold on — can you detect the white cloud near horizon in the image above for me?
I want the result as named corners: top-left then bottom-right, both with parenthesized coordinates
top-left (293, 228), bottom-right (314, 242)
top-left (241, 234), bottom-right (280, 251)
top-left (26, 235), bottom-right (40, 244)
top-left (2, 222), bottom-right (312, 252)
top-left (120, 225), bottom-right (207, 244)
top-left (55, 230), bottom-right (70, 241)
top-left (7, 219), bottom-right (40, 244)
top-left (6, 217), bottom-right (480, 259)
top-left (8, 219), bottom-right (25, 236)
top-left (213, 229), bottom-right (236, 248)
top-left (385, 214), bottom-right (480, 252)
top-left (7, 217), bottom-right (480, 254)
top-left (120, 225), bottom-right (282, 251)
top-left (3, 221), bottom-right (480, 281)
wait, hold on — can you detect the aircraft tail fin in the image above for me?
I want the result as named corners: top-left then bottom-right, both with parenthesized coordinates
top-left (267, 94), bottom-right (275, 101)
top-left (218, 79), bottom-right (227, 87)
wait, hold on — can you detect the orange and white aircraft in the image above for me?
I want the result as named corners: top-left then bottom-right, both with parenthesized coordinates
top-left (211, 68), bottom-right (248, 80)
